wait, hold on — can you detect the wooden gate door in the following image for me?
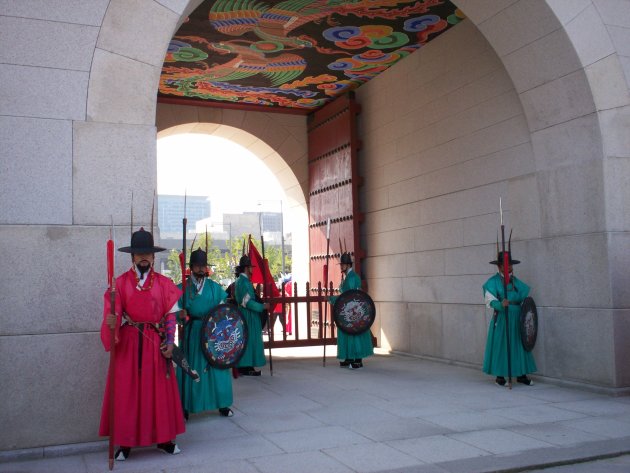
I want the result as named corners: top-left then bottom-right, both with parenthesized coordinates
top-left (308, 93), bottom-right (364, 339)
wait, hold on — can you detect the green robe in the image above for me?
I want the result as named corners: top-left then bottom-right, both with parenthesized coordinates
top-left (329, 269), bottom-right (374, 360)
top-left (482, 272), bottom-right (537, 377)
top-left (177, 277), bottom-right (233, 413)
top-left (235, 274), bottom-right (267, 368)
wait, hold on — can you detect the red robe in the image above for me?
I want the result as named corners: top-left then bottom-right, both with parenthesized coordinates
top-left (99, 268), bottom-right (184, 446)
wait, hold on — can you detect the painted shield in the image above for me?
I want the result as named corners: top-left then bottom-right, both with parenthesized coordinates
top-left (519, 296), bottom-right (538, 352)
top-left (201, 303), bottom-right (248, 369)
top-left (333, 289), bottom-right (376, 335)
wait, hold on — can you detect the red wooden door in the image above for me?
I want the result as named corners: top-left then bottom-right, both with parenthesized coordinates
top-left (308, 93), bottom-right (364, 297)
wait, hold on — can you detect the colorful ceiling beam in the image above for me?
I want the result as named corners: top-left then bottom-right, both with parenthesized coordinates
top-left (158, 0), bottom-right (465, 113)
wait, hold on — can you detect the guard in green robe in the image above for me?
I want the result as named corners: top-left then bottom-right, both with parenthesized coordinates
top-left (329, 253), bottom-right (374, 369)
top-left (482, 251), bottom-right (536, 386)
top-left (177, 249), bottom-right (234, 417)
top-left (235, 255), bottom-right (268, 376)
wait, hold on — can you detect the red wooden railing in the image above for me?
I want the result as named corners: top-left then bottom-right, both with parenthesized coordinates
top-left (263, 281), bottom-right (337, 349)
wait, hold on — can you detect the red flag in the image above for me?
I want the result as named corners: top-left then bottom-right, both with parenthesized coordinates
top-left (502, 252), bottom-right (510, 286)
top-left (248, 238), bottom-right (264, 285)
top-left (248, 238), bottom-right (280, 312)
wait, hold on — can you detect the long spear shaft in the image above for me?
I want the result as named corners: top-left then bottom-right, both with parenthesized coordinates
top-left (106, 218), bottom-right (116, 470)
top-left (179, 193), bottom-right (188, 412)
top-left (323, 218), bottom-right (331, 367)
top-left (260, 235), bottom-right (273, 376)
top-left (500, 199), bottom-right (512, 389)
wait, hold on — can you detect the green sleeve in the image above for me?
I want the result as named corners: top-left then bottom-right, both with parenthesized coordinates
top-left (245, 297), bottom-right (265, 313)
top-left (489, 300), bottom-right (503, 312)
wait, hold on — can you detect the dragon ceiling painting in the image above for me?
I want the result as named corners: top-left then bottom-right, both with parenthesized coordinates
top-left (158, 0), bottom-right (465, 113)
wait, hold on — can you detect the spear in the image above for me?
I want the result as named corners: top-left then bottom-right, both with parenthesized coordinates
top-left (500, 198), bottom-right (512, 389)
top-left (106, 217), bottom-right (116, 470)
top-left (260, 234), bottom-right (273, 376)
top-left (205, 225), bottom-right (209, 276)
top-left (178, 192), bottom-right (188, 414)
top-left (323, 218), bottom-right (331, 367)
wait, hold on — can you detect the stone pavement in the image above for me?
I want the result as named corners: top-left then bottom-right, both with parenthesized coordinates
top-left (2, 349), bottom-right (630, 473)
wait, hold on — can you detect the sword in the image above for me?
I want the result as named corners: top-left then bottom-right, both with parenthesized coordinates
top-left (172, 345), bottom-right (199, 381)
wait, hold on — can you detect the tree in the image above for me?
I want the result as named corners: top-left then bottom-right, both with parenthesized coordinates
top-left (229, 233), bottom-right (292, 282)
top-left (165, 232), bottom-right (291, 287)
top-left (166, 249), bottom-right (182, 285)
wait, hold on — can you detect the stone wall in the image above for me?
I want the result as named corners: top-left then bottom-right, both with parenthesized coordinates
top-left (357, 1), bottom-right (630, 390)
top-left (0, 0), bottom-right (629, 453)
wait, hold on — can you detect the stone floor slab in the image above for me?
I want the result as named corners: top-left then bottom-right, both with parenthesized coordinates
top-left (420, 411), bottom-right (519, 432)
top-left (509, 422), bottom-right (608, 446)
top-left (325, 442), bottom-right (423, 472)
top-left (559, 417), bottom-right (630, 438)
top-left (387, 434), bottom-right (491, 463)
top-left (2, 352), bottom-right (630, 473)
top-left (448, 428), bottom-right (553, 454)
top-left (265, 425), bottom-right (372, 452)
top-left (348, 417), bottom-right (453, 441)
top-left (251, 450), bottom-right (355, 473)
top-left (492, 403), bottom-right (588, 424)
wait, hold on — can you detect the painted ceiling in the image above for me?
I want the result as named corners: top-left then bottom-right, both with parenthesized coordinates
top-left (158, 0), bottom-right (464, 113)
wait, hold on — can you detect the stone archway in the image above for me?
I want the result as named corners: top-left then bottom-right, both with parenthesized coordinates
top-left (155, 107), bottom-right (310, 284)
top-left (355, 1), bottom-right (629, 389)
top-left (1, 0), bottom-right (629, 453)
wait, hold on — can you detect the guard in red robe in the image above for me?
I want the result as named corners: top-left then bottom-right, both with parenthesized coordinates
top-left (99, 228), bottom-right (184, 461)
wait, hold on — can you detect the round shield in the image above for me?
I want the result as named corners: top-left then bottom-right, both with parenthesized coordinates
top-left (519, 296), bottom-right (538, 352)
top-left (333, 289), bottom-right (376, 335)
top-left (201, 303), bottom-right (248, 369)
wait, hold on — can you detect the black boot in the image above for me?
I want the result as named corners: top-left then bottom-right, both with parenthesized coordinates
top-left (219, 407), bottom-right (234, 417)
top-left (157, 441), bottom-right (181, 455)
top-left (115, 447), bottom-right (130, 461)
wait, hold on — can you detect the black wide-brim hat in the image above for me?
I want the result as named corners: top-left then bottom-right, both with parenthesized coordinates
top-left (118, 228), bottom-right (166, 254)
top-left (238, 255), bottom-right (255, 268)
top-left (490, 251), bottom-right (520, 265)
top-left (190, 248), bottom-right (208, 266)
top-left (339, 252), bottom-right (353, 265)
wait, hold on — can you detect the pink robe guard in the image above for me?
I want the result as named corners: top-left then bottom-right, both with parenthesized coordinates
top-left (99, 269), bottom-right (184, 447)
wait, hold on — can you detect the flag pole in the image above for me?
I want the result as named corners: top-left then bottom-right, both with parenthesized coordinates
top-left (260, 234), bottom-right (273, 376)
top-left (178, 192), bottom-right (189, 414)
top-left (106, 216), bottom-right (116, 470)
top-left (500, 198), bottom-right (512, 390)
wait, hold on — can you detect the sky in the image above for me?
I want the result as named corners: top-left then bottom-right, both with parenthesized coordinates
top-left (157, 134), bottom-right (286, 220)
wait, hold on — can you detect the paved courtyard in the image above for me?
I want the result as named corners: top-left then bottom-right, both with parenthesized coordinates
top-left (2, 349), bottom-right (630, 473)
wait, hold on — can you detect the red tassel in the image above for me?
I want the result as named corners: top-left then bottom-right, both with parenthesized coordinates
top-left (502, 252), bottom-right (510, 286)
top-left (107, 240), bottom-right (114, 286)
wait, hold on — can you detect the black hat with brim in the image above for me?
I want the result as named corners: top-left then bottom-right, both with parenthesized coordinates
top-left (238, 255), bottom-right (255, 268)
top-left (339, 252), bottom-right (353, 265)
top-left (190, 248), bottom-right (208, 267)
top-left (118, 228), bottom-right (166, 254)
top-left (490, 251), bottom-right (520, 265)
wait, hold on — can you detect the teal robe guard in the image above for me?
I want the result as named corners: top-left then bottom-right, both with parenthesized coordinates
top-left (235, 273), bottom-right (267, 368)
top-left (330, 269), bottom-right (374, 360)
top-left (177, 277), bottom-right (233, 413)
top-left (482, 273), bottom-right (537, 377)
